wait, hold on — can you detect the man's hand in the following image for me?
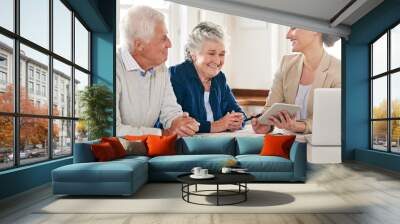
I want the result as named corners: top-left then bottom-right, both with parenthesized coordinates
top-left (163, 112), bottom-right (200, 137)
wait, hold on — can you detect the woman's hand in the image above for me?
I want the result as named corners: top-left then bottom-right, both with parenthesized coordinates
top-left (211, 111), bottom-right (243, 132)
top-left (251, 117), bottom-right (272, 134)
top-left (268, 111), bottom-right (305, 133)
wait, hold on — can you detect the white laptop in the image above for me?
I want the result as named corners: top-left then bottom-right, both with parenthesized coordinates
top-left (308, 88), bottom-right (341, 146)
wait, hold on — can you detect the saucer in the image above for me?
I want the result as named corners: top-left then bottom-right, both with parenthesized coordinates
top-left (190, 174), bottom-right (215, 179)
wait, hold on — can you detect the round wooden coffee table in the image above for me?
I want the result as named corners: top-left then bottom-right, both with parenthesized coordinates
top-left (177, 173), bottom-right (255, 206)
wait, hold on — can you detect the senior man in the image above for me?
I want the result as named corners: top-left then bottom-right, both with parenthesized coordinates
top-left (117, 5), bottom-right (199, 136)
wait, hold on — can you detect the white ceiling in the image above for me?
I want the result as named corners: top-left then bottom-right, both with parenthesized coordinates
top-left (225, 0), bottom-right (352, 22)
top-left (167, 0), bottom-right (384, 37)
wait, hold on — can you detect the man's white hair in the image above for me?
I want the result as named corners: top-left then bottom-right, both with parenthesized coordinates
top-left (120, 5), bottom-right (165, 51)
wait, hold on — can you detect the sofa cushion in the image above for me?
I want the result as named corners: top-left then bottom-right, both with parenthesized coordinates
top-left (178, 136), bottom-right (236, 155)
top-left (236, 136), bottom-right (264, 155)
top-left (52, 158), bottom-right (147, 183)
top-left (236, 155), bottom-right (293, 172)
top-left (148, 154), bottom-right (235, 172)
top-left (115, 155), bottom-right (150, 163)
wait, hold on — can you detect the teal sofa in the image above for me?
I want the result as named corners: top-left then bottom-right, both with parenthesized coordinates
top-left (52, 136), bottom-right (306, 196)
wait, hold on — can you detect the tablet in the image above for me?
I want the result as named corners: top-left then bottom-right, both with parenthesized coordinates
top-left (257, 103), bottom-right (301, 125)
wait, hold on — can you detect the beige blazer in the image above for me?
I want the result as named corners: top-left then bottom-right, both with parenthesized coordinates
top-left (265, 51), bottom-right (341, 134)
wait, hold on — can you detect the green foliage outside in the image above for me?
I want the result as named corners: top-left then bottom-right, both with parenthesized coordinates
top-left (79, 84), bottom-right (113, 140)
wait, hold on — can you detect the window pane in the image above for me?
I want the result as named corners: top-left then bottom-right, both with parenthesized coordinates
top-left (0, 0), bottom-right (14, 31)
top-left (20, 117), bottom-right (49, 165)
top-left (75, 120), bottom-right (88, 143)
top-left (75, 18), bottom-right (89, 70)
top-left (53, 0), bottom-right (72, 60)
top-left (391, 24), bottom-right (400, 70)
top-left (20, 0), bottom-right (49, 49)
top-left (0, 116), bottom-right (13, 170)
top-left (53, 119), bottom-right (72, 158)
top-left (74, 69), bottom-right (89, 118)
top-left (372, 33), bottom-right (387, 76)
top-left (391, 72), bottom-right (400, 118)
top-left (372, 77), bottom-right (387, 119)
top-left (391, 120), bottom-right (400, 153)
top-left (372, 121), bottom-right (388, 151)
top-left (20, 44), bottom-right (49, 115)
top-left (0, 35), bottom-right (14, 112)
top-left (53, 59), bottom-right (72, 117)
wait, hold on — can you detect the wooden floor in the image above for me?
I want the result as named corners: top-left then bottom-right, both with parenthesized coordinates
top-left (1, 162), bottom-right (400, 224)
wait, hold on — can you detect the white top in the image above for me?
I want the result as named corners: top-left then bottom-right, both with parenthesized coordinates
top-left (116, 47), bottom-right (183, 136)
top-left (295, 84), bottom-right (311, 120)
top-left (203, 91), bottom-right (214, 122)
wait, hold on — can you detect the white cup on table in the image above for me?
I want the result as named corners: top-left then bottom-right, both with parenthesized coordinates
top-left (191, 167), bottom-right (202, 176)
top-left (199, 169), bottom-right (208, 176)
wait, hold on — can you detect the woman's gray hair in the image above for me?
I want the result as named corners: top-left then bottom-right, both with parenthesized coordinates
top-left (322, 33), bottom-right (340, 47)
top-left (185, 22), bottom-right (227, 61)
top-left (120, 5), bottom-right (165, 51)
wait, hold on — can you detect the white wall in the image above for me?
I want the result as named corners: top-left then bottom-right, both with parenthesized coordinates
top-left (227, 18), bottom-right (291, 89)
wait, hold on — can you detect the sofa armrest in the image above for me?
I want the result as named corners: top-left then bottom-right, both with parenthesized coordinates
top-left (289, 141), bottom-right (307, 181)
top-left (73, 140), bottom-right (100, 163)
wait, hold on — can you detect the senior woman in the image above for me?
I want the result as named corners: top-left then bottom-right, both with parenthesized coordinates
top-left (252, 28), bottom-right (341, 134)
top-left (169, 22), bottom-right (246, 133)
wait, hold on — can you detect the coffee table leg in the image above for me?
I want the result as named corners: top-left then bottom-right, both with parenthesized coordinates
top-left (195, 184), bottom-right (198, 192)
top-left (188, 184), bottom-right (190, 202)
top-left (217, 184), bottom-right (219, 206)
top-left (245, 183), bottom-right (247, 201)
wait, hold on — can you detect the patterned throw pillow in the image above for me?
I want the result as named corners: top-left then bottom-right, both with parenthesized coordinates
top-left (118, 137), bottom-right (147, 156)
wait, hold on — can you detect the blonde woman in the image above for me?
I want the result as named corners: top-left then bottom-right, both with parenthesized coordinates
top-left (252, 28), bottom-right (341, 134)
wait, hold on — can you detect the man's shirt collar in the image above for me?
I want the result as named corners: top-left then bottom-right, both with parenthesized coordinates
top-left (121, 47), bottom-right (155, 77)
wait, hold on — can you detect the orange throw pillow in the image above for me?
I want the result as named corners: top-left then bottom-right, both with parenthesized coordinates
top-left (146, 135), bottom-right (177, 157)
top-left (101, 137), bottom-right (127, 158)
top-left (259, 134), bottom-right (296, 159)
top-left (91, 142), bottom-right (117, 161)
top-left (124, 135), bottom-right (149, 141)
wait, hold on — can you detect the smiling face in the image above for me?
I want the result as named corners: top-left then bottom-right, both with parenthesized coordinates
top-left (286, 28), bottom-right (321, 53)
top-left (192, 40), bottom-right (225, 79)
top-left (136, 21), bottom-right (171, 67)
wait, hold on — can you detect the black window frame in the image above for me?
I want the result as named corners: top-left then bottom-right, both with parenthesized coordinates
top-left (0, 0), bottom-right (92, 171)
top-left (370, 20), bottom-right (400, 154)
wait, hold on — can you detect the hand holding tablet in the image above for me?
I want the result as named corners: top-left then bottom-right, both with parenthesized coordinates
top-left (257, 103), bottom-right (301, 125)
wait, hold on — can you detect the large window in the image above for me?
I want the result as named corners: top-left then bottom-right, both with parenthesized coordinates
top-left (371, 23), bottom-right (400, 154)
top-left (0, 0), bottom-right (91, 171)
